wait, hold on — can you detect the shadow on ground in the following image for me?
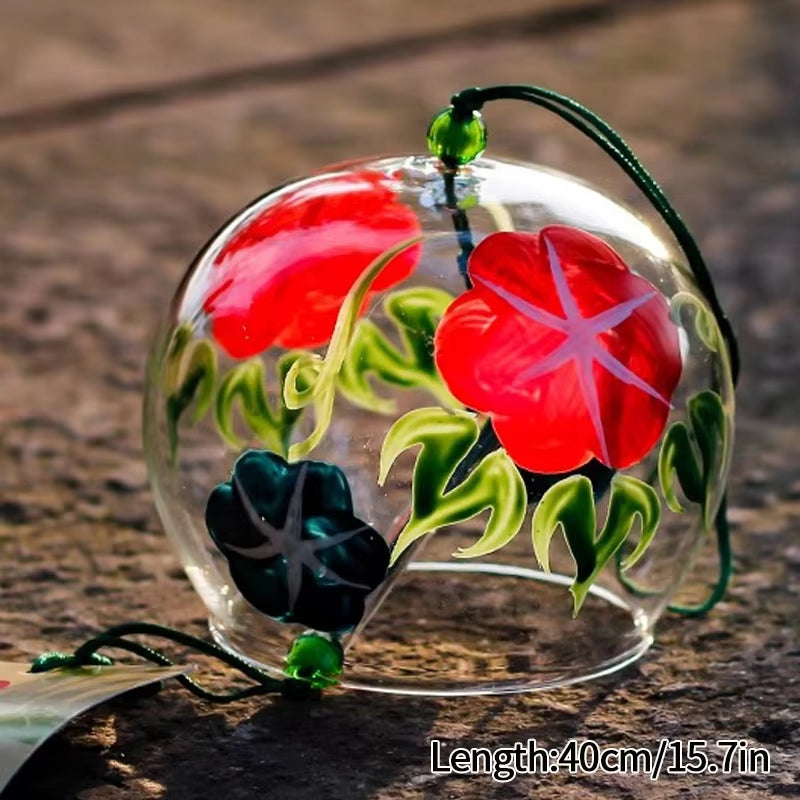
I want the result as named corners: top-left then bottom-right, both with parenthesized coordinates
top-left (3, 672), bottom-right (626, 799)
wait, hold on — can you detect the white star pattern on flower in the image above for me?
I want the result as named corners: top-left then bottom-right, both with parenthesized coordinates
top-left (473, 236), bottom-right (671, 464)
top-left (227, 463), bottom-right (371, 611)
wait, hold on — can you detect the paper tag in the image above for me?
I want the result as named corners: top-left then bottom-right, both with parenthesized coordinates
top-left (0, 660), bottom-right (189, 792)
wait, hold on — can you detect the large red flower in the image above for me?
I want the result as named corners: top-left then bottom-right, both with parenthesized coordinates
top-left (434, 226), bottom-right (681, 473)
top-left (204, 170), bottom-right (421, 358)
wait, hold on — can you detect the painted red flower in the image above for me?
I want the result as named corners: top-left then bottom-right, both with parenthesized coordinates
top-left (204, 170), bottom-right (421, 358)
top-left (434, 226), bottom-right (681, 473)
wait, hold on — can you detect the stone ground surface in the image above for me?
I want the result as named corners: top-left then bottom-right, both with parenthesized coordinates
top-left (0, 0), bottom-right (798, 797)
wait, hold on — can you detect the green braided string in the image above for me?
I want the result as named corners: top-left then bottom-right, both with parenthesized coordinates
top-left (30, 622), bottom-right (315, 702)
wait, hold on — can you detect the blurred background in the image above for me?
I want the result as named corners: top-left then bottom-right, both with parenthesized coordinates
top-left (0, 1), bottom-right (797, 798)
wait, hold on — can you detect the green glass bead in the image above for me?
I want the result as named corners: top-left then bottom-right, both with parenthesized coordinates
top-left (284, 633), bottom-right (344, 689)
top-left (426, 107), bottom-right (487, 166)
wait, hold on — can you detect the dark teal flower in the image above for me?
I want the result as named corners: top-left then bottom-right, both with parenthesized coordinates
top-left (206, 450), bottom-right (389, 633)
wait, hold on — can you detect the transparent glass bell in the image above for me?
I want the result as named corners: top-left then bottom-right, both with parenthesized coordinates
top-left (143, 155), bottom-right (734, 695)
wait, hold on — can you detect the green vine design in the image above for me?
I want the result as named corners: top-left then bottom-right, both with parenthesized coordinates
top-left (380, 407), bottom-right (664, 612)
top-left (663, 293), bottom-right (728, 531)
top-left (165, 237), bottom-right (453, 461)
top-left (164, 323), bottom-right (217, 464)
top-left (161, 267), bottom-right (728, 620)
top-left (338, 287), bottom-right (458, 414)
top-left (670, 291), bottom-right (720, 353)
top-left (616, 389), bottom-right (728, 607)
top-left (210, 283), bottom-right (455, 456)
top-left (213, 355), bottom-right (306, 456)
top-left (283, 234), bottom-right (428, 460)
top-left (658, 389), bottom-right (728, 531)
top-left (379, 407), bottom-right (527, 565)
top-left (532, 474), bottom-right (660, 614)
top-left (615, 295), bottom-right (730, 604)
top-left (161, 284), bottom-right (725, 619)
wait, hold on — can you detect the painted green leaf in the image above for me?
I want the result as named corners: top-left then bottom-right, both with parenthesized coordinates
top-left (164, 324), bottom-right (217, 463)
top-left (612, 476), bottom-right (662, 571)
top-left (658, 389), bottom-right (727, 530)
top-left (532, 473), bottom-right (661, 614)
top-left (379, 407), bottom-right (527, 565)
top-left (213, 355), bottom-right (304, 455)
top-left (283, 235), bottom-right (426, 460)
top-left (338, 287), bottom-right (459, 414)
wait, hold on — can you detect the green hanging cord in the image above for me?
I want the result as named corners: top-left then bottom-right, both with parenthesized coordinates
top-left (30, 622), bottom-right (343, 700)
top-left (427, 85), bottom-right (737, 615)
top-left (442, 170), bottom-right (476, 285)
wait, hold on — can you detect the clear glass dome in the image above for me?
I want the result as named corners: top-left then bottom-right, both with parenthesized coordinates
top-left (144, 155), bottom-right (734, 695)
